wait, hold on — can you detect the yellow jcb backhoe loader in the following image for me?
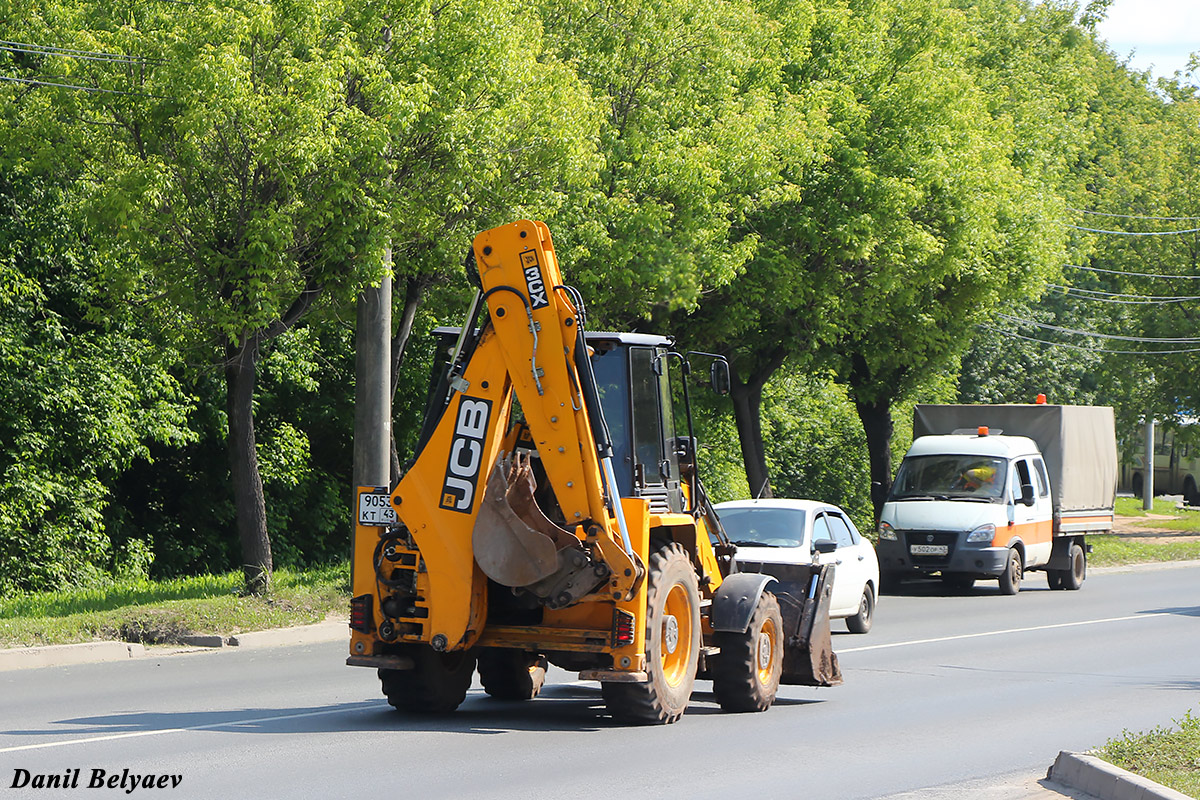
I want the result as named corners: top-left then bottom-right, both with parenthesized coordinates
top-left (348, 220), bottom-right (841, 724)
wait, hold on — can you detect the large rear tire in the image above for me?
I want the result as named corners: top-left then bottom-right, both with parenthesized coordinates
top-left (380, 645), bottom-right (476, 714)
top-left (998, 548), bottom-right (1023, 595)
top-left (711, 591), bottom-right (783, 712)
top-left (602, 542), bottom-right (700, 725)
top-left (1061, 542), bottom-right (1086, 591)
top-left (477, 648), bottom-right (547, 701)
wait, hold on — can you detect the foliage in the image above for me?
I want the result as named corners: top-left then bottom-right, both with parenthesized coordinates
top-left (1096, 711), bottom-right (1200, 798)
top-left (0, 562), bottom-right (348, 648)
top-left (0, 172), bottom-right (192, 594)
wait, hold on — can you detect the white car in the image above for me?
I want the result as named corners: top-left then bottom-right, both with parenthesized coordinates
top-left (714, 499), bottom-right (880, 634)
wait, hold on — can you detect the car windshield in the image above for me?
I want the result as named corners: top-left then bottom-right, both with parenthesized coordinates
top-left (716, 507), bottom-right (805, 547)
top-left (890, 455), bottom-right (1007, 500)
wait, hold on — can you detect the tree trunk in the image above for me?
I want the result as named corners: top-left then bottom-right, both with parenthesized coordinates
top-left (731, 379), bottom-right (772, 499)
top-left (855, 396), bottom-right (894, 525)
top-left (224, 334), bottom-right (273, 594)
top-left (388, 274), bottom-right (428, 484)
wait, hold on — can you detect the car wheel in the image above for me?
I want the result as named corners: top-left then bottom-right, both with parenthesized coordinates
top-left (845, 586), bottom-right (874, 634)
top-left (998, 548), bottom-right (1023, 595)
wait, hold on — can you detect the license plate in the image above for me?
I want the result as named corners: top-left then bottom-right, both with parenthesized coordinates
top-left (910, 544), bottom-right (948, 556)
top-left (358, 489), bottom-right (398, 527)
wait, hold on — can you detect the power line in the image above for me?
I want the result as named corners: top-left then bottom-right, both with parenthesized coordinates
top-left (0, 74), bottom-right (158, 98)
top-left (1068, 207), bottom-right (1200, 221)
top-left (981, 325), bottom-right (1200, 355)
top-left (1065, 223), bottom-right (1200, 236)
top-left (1048, 284), bottom-right (1200, 304)
top-left (0, 42), bottom-right (147, 65)
top-left (1064, 263), bottom-right (1200, 280)
top-left (997, 313), bottom-right (1200, 343)
top-left (0, 40), bottom-right (159, 64)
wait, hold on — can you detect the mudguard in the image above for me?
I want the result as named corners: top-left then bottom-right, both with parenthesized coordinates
top-left (710, 572), bottom-right (779, 633)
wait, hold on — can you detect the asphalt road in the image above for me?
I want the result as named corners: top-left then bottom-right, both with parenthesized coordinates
top-left (2, 562), bottom-right (1197, 799)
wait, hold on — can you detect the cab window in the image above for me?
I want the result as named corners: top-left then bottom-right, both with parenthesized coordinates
top-left (826, 513), bottom-right (857, 548)
top-left (1032, 458), bottom-right (1050, 498)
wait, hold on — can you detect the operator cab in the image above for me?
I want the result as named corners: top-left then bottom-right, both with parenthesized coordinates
top-left (430, 327), bottom-right (686, 513)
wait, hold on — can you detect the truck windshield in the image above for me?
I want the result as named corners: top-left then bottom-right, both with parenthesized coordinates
top-left (890, 455), bottom-right (1007, 501)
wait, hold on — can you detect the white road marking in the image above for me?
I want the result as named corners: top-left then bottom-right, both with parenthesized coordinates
top-left (837, 612), bottom-right (1170, 654)
top-left (0, 706), bottom-right (376, 754)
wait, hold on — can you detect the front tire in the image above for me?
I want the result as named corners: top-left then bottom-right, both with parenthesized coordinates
top-left (998, 548), bottom-right (1023, 595)
top-left (845, 585), bottom-right (875, 634)
top-left (380, 645), bottom-right (476, 714)
top-left (711, 591), bottom-right (783, 712)
top-left (602, 542), bottom-right (700, 725)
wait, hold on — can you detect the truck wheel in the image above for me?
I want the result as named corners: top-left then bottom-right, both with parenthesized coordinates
top-left (477, 648), bottom-right (547, 701)
top-left (602, 542), bottom-right (700, 725)
top-left (1061, 543), bottom-right (1086, 591)
top-left (998, 549), bottom-right (1023, 595)
top-left (380, 646), bottom-right (476, 714)
top-left (845, 585), bottom-right (875, 634)
top-left (1047, 571), bottom-right (1064, 590)
top-left (711, 591), bottom-right (783, 712)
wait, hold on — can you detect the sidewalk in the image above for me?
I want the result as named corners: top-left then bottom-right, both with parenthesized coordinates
top-left (0, 619), bottom-right (348, 671)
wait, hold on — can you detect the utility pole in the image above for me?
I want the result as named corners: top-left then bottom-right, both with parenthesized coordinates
top-left (354, 246), bottom-right (393, 492)
top-left (1143, 417), bottom-right (1155, 511)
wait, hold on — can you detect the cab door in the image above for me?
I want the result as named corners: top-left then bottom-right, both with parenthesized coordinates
top-left (1008, 457), bottom-right (1052, 567)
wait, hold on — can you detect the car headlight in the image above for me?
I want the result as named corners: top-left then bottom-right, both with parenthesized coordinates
top-left (878, 521), bottom-right (898, 541)
top-left (966, 523), bottom-right (996, 543)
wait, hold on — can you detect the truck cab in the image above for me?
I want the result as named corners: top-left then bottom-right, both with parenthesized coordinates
top-left (877, 431), bottom-right (1053, 592)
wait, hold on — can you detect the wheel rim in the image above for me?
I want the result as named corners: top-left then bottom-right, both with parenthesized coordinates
top-left (756, 615), bottom-right (778, 686)
top-left (661, 583), bottom-right (694, 688)
top-left (859, 590), bottom-right (871, 622)
top-left (1011, 554), bottom-right (1022, 587)
top-left (1072, 549), bottom-right (1085, 582)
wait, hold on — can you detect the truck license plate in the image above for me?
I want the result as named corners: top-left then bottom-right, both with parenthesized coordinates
top-left (910, 544), bottom-right (948, 556)
top-left (358, 490), bottom-right (398, 527)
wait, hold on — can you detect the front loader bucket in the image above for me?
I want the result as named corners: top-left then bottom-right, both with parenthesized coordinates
top-left (739, 562), bottom-right (843, 687)
top-left (472, 456), bottom-right (578, 588)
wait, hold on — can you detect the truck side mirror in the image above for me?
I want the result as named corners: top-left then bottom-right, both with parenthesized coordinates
top-left (1019, 483), bottom-right (1036, 506)
top-left (710, 360), bottom-right (730, 395)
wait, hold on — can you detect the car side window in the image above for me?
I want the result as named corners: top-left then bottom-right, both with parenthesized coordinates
top-left (826, 513), bottom-right (856, 548)
top-left (811, 514), bottom-right (833, 551)
top-left (1032, 458), bottom-right (1050, 498)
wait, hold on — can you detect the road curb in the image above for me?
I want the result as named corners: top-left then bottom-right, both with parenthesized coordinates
top-left (1048, 751), bottom-right (1192, 800)
top-left (0, 620), bottom-right (348, 671)
top-left (227, 621), bottom-right (348, 648)
top-left (0, 641), bottom-right (145, 671)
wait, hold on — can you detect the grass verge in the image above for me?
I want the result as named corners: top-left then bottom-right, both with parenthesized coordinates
top-left (1096, 711), bottom-right (1200, 798)
top-left (1088, 535), bottom-right (1200, 567)
top-left (1115, 496), bottom-right (1200, 521)
top-left (0, 563), bottom-right (348, 649)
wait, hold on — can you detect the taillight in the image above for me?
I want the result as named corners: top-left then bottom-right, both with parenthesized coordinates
top-left (612, 609), bottom-right (636, 647)
top-left (350, 594), bottom-right (374, 633)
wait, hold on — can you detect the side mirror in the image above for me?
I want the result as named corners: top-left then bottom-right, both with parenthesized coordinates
top-left (1019, 483), bottom-right (1036, 506)
top-left (710, 360), bottom-right (731, 395)
top-left (813, 540), bottom-right (838, 555)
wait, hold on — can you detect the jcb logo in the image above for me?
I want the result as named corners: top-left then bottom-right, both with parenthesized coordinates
top-left (440, 397), bottom-right (492, 512)
top-left (520, 249), bottom-right (549, 309)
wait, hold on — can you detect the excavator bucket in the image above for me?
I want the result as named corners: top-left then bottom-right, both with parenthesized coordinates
top-left (738, 562), bottom-right (843, 687)
top-left (472, 455), bottom-right (579, 588)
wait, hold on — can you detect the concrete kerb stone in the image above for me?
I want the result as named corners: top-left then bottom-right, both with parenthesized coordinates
top-left (0, 619), bottom-right (349, 671)
top-left (0, 641), bottom-right (145, 671)
top-left (1048, 751), bottom-right (1193, 800)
